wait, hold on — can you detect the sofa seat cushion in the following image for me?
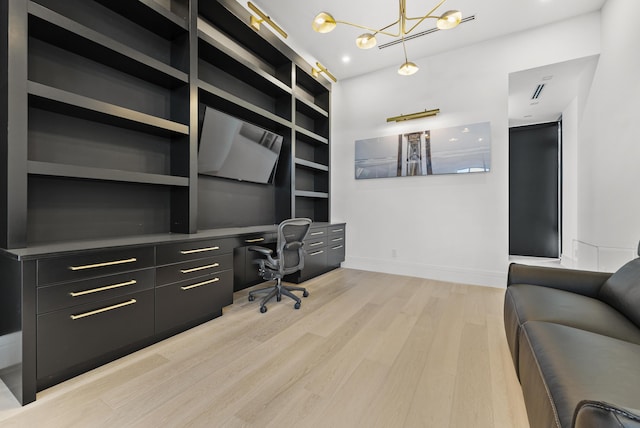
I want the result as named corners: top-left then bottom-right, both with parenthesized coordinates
top-left (519, 321), bottom-right (640, 428)
top-left (504, 284), bottom-right (640, 373)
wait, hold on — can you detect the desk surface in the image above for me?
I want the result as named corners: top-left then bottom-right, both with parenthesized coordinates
top-left (1, 222), bottom-right (343, 261)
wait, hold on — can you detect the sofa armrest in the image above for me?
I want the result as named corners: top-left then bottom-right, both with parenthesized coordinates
top-left (574, 401), bottom-right (640, 428)
top-left (507, 263), bottom-right (611, 298)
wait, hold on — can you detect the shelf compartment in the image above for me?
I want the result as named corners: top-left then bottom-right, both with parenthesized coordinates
top-left (295, 166), bottom-right (329, 194)
top-left (295, 195), bottom-right (329, 223)
top-left (28, 81), bottom-right (189, 137)
top-left (28, 161), bottom-right (188, 187)
top-left (27, 175), bottom-right (173, 245)
top-left (28, 106), bottom-right (185, 178)
top-left (93, 0), bottom-right (189, 39)
top-left (198, 1), bottom-right (292, 85)
top-left (295, 158), bottom-right (329, 172)
top-left (294, 190), bottom-right (329, 199)
top-left (198, 25), bottom-right (291, 94)
top-left (31, 0), bottom-right (189, 72)
top-left (295, 126), bottom-right (328, 145)
top-left (198, 82), bottom-right (292, 132)
top-left (296, 96), bottom-right (328, 119)
top-left (295, 65), bottom-right (331, 112)
top-left (28, 3), bottom-right (188, 89)
top-left (295, 132), bottom-right (329, 167)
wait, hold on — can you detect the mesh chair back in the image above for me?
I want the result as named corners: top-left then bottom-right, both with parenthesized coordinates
top-left (277, 218), bottom-right (312, 275)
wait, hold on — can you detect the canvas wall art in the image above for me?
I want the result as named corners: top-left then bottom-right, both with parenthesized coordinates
top-left (355, 122), bottom-right (491, 179)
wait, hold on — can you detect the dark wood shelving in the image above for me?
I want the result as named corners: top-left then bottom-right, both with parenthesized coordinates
top-left (295, 126), bottom-right (328, 145)
top-left (28, 3), bottom-right (188, 89)
top-left (94, 0), bottom-right (189, 39)
top-left (295, 158), bottom-right (329, 172)
top-left (28, 161), bottom-right (189, 187)
top-left (296, 96), bottom-right (329, 118)
top-left (198, 26), bottom-right (291, 95)
top-left (295, 190), bottom-right (329, 199)
top-left (28, 81), bottom-right (189, 136)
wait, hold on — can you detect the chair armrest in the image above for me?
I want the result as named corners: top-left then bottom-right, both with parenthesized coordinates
top-left (248, 246), bottom-right (273, 256)
top-left (574, 401), bottom-right (640, 428)
top-left (507, 263), bottom-right (611, 298)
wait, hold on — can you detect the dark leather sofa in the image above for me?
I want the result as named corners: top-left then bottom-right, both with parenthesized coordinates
top-left (504, 244), bottom-right (640, 428)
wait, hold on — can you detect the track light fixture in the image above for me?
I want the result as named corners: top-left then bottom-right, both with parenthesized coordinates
top-left (386, 108), bottom-right (440, 122)
top-left (312, 0), bottom-right (462, 76)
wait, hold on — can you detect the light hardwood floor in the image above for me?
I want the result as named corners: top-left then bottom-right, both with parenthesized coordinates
top-left (0, 268), bottom-right (529, 427)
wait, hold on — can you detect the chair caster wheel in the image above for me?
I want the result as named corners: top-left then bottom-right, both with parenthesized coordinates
top-left (277, 296), bottom-right (282, 302)
top-left (248, 295), bottom-right (255, 301)
top-left (260, 306), bottom-right (267, 313)
top-left (303, 291), bottom-right (309, 298)
top-left (294, 302), bottom-right (301, 310)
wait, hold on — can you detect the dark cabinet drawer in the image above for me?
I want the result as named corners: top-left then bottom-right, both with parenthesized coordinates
top-left (305, 237), bottom-right (326, 250)
top-left (37, 268), bottom-right (154, 314)
top-left (37, 246), bottom-right (155, 286)
top-left (37, 289), bottom-right (154, 381)
top-left (301, 247), bottom-right (328, 280)
top-left (328, 242), bottom-right (346, 267)
top-left (155, 269), bottom-right (233, 333)
top-left (156, 238), bottom-right (236, 265)
top-left (306, 227), bottom-right (327, 240)
top-left (156, 253), bottom-right (233, 286)
top-left (239, 232), bottom-right (276, 247)
top-left (328, 224), bottom-right (346, 237)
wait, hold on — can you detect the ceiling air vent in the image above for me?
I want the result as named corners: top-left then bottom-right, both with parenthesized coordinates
top-left (531, 84), bottom-right (545, 100)
top-left (378, 15), bottom-right (476, 49)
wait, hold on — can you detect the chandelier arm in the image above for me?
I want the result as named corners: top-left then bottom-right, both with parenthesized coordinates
top-left (403, 0), bottom-right (448, 34)
top-left (334, 19), bottom-right (401, 37)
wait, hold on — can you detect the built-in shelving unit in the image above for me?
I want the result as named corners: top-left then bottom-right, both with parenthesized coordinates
top-left (2, 0), bottom-right (331, 247)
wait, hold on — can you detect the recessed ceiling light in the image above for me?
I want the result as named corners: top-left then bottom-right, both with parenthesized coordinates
top-left (342, 55), bottom-right (351, 63)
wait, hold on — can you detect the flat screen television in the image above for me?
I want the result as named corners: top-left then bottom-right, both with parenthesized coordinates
top-left (198, 107), bottom-right (283, 184)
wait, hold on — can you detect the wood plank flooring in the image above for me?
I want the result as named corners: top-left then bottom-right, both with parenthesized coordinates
top-left (0, 268), bottom-right (529, 427)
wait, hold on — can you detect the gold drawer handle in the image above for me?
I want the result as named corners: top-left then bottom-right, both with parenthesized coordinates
top-left (309, 242), bottom-right (324, 247)
top-left (310, 231), bottom-right (324, 236)
top-left (69, 258), bottom-right (137, 271)
top-left (181, 277), bottom-right (219, 290)
top-left (332, 228), bottom-right (344, 232)
top-left (331, 237), bottom-right (343, 242)
top-left (245, 237), bottom-right (265, 243)
top-left (309, 250), bottom-right (324, 256)
top-left (180, 263), bottom-right (220, 274)
top-left (332, 245), bottom-right (344, 250)
top-left (70, 280), bottom-right (137, 297)
top-left (180, 246), bottom-right (220, 255)
top-left (70, 299), bottom-right (137, 320)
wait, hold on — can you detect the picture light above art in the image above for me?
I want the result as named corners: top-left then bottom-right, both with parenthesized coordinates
top-left (355, 122), bottom-right (491, 179)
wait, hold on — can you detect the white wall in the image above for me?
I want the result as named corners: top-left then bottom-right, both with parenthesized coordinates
top-left (331, 13), bottom-right (601, 287)
top-left (574, 0), bottom-right (640, 271)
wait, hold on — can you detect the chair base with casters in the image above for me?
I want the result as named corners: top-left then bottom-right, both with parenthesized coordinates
top-left (248, 218), bottom-right (312, 313)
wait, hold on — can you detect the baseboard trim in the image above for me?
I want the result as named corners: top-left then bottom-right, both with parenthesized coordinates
top-left (343, 257), bottom-right (506, 288)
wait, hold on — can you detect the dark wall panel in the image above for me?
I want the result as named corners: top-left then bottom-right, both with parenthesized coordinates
top-left (509, 122), bottom-right (559, 258)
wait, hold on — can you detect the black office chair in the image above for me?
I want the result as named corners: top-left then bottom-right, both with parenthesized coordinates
top-left (248, 218), bottom-right (312, 313)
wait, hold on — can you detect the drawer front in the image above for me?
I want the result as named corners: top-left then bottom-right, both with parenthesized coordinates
top-left (306, 227), bottom-right (328, 241)
top-left (156, 253), bottom-right (233, 286)
top-left (328, 224), bottom-right (346, 238)
top-left (37, 268), bottom-right (154, 314)
top-left (305, 237), bottom-right (326, 250)
top-left (328, 242), bottom-right (346, 267)
top-left (38, 246), bottom-right (154, 286)
top-left (37, 289), bottom-right (154, 381)
top-left (155, 269), bottom-right (233, 333)
top-left (301, 246), bottom-right (328, 279)
top-left (328, 234), bottom-right (345, 247)
top-left (156, 238), bottom-right (236, 265)
top-left (239, 232), bottom-right (276, 247)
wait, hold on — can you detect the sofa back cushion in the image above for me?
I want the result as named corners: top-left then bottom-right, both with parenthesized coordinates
top-left (599, 258), bottom-right (640, 327)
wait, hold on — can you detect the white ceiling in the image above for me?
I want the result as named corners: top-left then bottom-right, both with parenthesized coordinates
top-left (241, 0), bottom-right (607, 126)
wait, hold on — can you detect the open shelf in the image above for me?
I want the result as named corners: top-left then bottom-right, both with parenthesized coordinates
top-left (295, 126), bottom-right (328, 145)
top-left (93, 0), bottom-right (189, 38)
top-left (28, 3), bottom-right (188, 89)
top-left (295, 65), bottom-right (330, 112)
top-left (28, 82), bottom-right (189, 137)
top-left (28, 161), bottom-right (188, 187)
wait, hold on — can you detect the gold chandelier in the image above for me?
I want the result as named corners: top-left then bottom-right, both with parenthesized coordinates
top-left (312, 0), bottom-right (462, 76)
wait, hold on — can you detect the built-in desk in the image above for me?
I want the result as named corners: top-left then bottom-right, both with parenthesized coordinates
top-left (0, 222), bottom-right (345, 405)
